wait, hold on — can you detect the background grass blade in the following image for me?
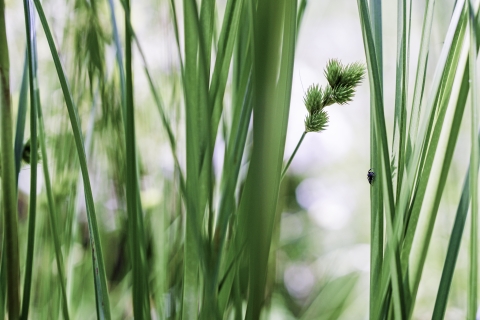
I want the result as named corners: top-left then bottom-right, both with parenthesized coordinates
top-left (14, 52), bottom-right (28, 185)
top-left (236, 0), bottom-right (297, 317)
top-left (124, 0), bottom-right (150, 318)
top-left (357, 1), bottom-right (404, 318)
top-left (32, 1), bottom-right (111, 318)
top-left (0, 1), bottom-right (21, 317)
top-left (467, 1), bottom-right (478, 318)
top-left (20, 0), bottom-right (38, 317)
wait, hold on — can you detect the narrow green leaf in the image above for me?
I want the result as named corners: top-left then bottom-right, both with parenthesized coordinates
top-left (124, 0), bottom-right (151, 318)
top-left (32, 1), bottom-right (111, 318)
top-left (14, 52), bottom-right (29, 185)
top-left (0, 1), bottom-right (21, 317)
top-left (20, 0), bottom-right (38, 317)
top-left (357, 1), bottom-right (404, 318)
top-left (467, 1), bottom-right (478, 318)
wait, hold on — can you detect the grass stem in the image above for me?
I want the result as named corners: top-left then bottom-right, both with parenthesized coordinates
top-left (281, 131), bottom-right (306, 180)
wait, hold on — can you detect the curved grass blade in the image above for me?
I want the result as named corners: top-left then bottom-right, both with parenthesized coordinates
top-left (20, 0), bottom-right (38, 317)
top-left (32, 1), bottom-right (111, 318)
top-left (240, 0), bottom-right (297, 317)
top-left (0, 2), bottom-right (21, 317)
top-left (401, 3), bottom-right (468, 315)
top-left (14, 52), bottom-right (28, 185)
top-left (38, 99), bottom-right (70, 319)
top-left (429, 47), bottom-right (474, 319)
top-left (357, 1), bottom-right (404, 318)
top-left (366, 2), bottom-right (384, 318)
top-left (209, 0), bottom-right (246, 147)
top-left (467, 2), bottom-right (478, 317)
top-left (296, 0), bottom-right (307, 37)
top-left (432, 145), bottom-right (476, 318)
top-left (124, 0), bottom-right (151, 318)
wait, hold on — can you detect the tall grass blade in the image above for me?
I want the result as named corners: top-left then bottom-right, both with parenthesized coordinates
top-left (366, 1), bottom-right (384, 317)
top-left (357, 1), bottom-right (404, 318)
top-left (32, 1), bottom-right (111, 318)
top-left (20, 0), bottom-right (38, 317)
top-left (38, 98), bottom-right (70, 319)
top-left (238, 0), bottom-right (297, 317)
top-left (124, 0), bottom-right (150, 318)
top-left (14, 53), bottom-right (28, 185)
top-left (0, 1), bottom-right (21, 317)
top-left (209, 0), bottom-right (245, 147)
top-left (432, 138), bottom-right (478, 318)
top-left (467, 1), bottom-right (478, 318)
top-left (182, 0), bottom-right (203, 317)
top-left (407, 0), bottom-right (435, 152)
top-left (429, 35), bottom-right (474, 317)
top-left (402, 3), bottom-right (468, 315)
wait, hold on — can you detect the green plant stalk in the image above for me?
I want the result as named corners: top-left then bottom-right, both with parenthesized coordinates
top-left (367, 1), bottom-right (383, 318)
top-left (124, 0), bottom-right (150, 318)
top-left (0, 251), bottom-right (5, 319)
top-left (241, 0), bottom-right (297, 317)
top-left (38, 99), bottom-right (70, 319)
top-left (0, 1), bottom-right (20, 318)
top-left (14, 52), bottom-right (28, 185)
top-left (357, 1), bottom-right (404, 318)
top-left (20, 0), bottom-right (38, 317)
top-left (406, 0), bottom-right (435, 155)
top-left (431, 58), bottom-right (472, 319)
top-left (281, 131), bottom-right (306, 180)
top-left (467, 1), bottom-right (478, 318)
top-left (32, 1), bottom-right (111, 318)
top-left (182, 0), bottom-right (206, 317)
top-left (402, 3), bottom-right (467, 315)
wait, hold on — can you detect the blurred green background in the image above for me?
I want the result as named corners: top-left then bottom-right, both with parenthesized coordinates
top-left (2, 0), bottom-right (476, 319)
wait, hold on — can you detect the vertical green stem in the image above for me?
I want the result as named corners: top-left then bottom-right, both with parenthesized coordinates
top-left (124, 1), bottom-right (149, 318)
top-left (281, 131), bottom-right (306, 180)
top-left (20, 0), bottom-right (38, 317)
top-left (468, 1), bottom-right (478, 318)
top-left (0, 1), bottom-right (20, 318)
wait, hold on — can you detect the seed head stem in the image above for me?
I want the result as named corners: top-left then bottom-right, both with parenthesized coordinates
top-left (281, 131), bottom-right (307, 180)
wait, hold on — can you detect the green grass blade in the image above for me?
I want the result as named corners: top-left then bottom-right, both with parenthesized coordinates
top-left (428, 47), bottom-right (473, 318)
top-left (296, 0), bottom-right (307, 37)
top-left (369, 0), bottom-right (383, 83)
top-left (367, 1), bottom-right (384, 317)
top-left (392, 0), bottom-right (408, 201)
top-left (106, 0), bottom-right (126, 117)
top-left (183, 0), bottom-right (203, 317)
top-left (357, 1), bottom-right (404, 318)
top-left (20, 0), bottom-right (38, 317)
top-left (32, 1), bottom-right (111, 318)
top-left (467, 2), bottom-right (478, 318)
top-left (131, 31), bottom-right (186, 196)
top-left (0, 1), bottom-right (20, 317)
top-left (169, 0), bottom-right (185, 78)
top-left (38, 99), bottom-right (70, 320)
top-left (432, 145), bottom-right (476, 318)
top-left (401, 3), bottom-right (467, 315)
top-left (14, 52), bottom-right (28, 185)
top-left (239, 0), bottom-right (297, 317)
top-left (209, 0), bottom-right (245, 147)
top-left (407, 0), bottom-right (435, 152)
top-left (0, 250), bottom-right (5, 319)
top-left (124, 1), bottom-right (150, 318)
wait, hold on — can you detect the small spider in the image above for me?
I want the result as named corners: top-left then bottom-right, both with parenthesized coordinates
top-left (367, 169), bottom-right (375, 185)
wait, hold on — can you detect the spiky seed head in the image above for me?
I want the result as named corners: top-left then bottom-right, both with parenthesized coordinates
top-left (341, 62), bottom-right (365, 88)
top-left (325, 59), bottom-right (343, 88)
top-left (332, 85), bottom-right (356, 105)
top-left (304, 84), bottom-right (323, 113)
top-left (305, 110), bottom-right (329, 132)
top-left (321, 85), bottom-right (335, 107)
